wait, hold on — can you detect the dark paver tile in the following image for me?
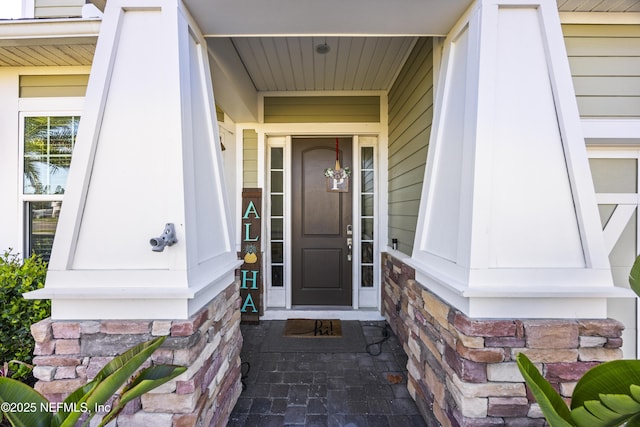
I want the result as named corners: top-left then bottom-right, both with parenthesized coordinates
top-left (284, 405), bottom-right (307, 424)
top-left (270, 398), bottom-right (288, 414)
top-left (314, 372), bottom-right (328, 384)
top-left (290, 371), bottom-right (315, 384)
top-left (388, 414), bottom-right (428, 427)
top-left (231, 321), bottom-right (427, 427)
top-left (243, 383), bottom-right (270, 398)
top-left (345, 399), bottom-right (369, 414)
top-left (328, 414), bottom-right (367, 427)
top-left (363, 384), bottom-right (394, 399)
top-left (260, 360), bottom-right (278, 371)
top-left (344, 386), bottom-right (366, 400)
top-left (231, 397), bottom-right (252, 414)
top-left (309, 383), bottom-right (327, 398)
top-left (307, 398), bottom-right (327, 414)
top-left (327, 389), bottom-right (348, 401)
top-left (368, 398), bottom-right (391, 414)
top-left (243, 414), bottom-right (285, 427)
top-left (227, 412), bottom-right (247, 426)
top-left (249, 397), bottom-right (271, 414)
top-left (256, 371), bottom-right (283, 384)
top-left (270, 383), bottom-right (290, 398)
top-left (306, 414), bottom-right (329, 427)
top-left (391, 383), bottom-right (412, 398)
top-left (288, 384), bottom-right (310, 404)
top-left (389, 398), bottom-right (421, 415)
top-left (326, 394), bottom-right (349, 413)
top-left (367, 414), bottom-right (392, 427)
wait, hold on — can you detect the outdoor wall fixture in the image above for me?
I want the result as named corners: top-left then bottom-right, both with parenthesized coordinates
top-left (150, 223), bottom-right (177, 252)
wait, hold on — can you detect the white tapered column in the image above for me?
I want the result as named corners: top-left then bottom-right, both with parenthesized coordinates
top-left (25, 0), bottom-right (240, 319)
top-left (411, 0), bottom-right (629, 318)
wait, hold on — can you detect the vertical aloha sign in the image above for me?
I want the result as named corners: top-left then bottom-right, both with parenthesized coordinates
top-left (240, 188), bottom-right (262, 324)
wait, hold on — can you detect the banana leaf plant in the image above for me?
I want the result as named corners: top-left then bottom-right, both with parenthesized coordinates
top-left (0, 336), bottom-right (186, 427)
top-left (516, 254), bottom-right (640, 427)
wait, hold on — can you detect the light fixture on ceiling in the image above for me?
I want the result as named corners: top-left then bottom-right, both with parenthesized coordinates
top-left (315, 43), bottom-right (330, 54)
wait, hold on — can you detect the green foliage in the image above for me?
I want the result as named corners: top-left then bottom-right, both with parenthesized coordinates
top-left (629, 254), bottom-right (640, 298)
top-left (516, 353), bottom-right (574, 426)
top-left (572, 360), bottom-right (640, 409)
top-left (516, 254), bottom-right (640, 427)
top-left (517, 353), bottom-right (640, 427)
top-left (0, 250), bottom-right (50, 381)
top-left (0, 336), bottom-right (186, 427)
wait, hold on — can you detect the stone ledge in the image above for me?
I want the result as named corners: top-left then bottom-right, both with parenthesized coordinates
top-left (381, 252), bottom-right (626, 427)
top-left (30, 280), bottom-right (242, 427)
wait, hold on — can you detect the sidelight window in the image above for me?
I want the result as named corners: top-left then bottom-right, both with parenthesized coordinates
top-left (360, 146), bottom-right (375, 287)
top-left (270, 146), bottom-right (285, 287)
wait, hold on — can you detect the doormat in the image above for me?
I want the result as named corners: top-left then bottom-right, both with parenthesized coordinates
top-left (260, 320), bottom-right (366, 353)
top-left (284, 318), bottom-right (342, 338)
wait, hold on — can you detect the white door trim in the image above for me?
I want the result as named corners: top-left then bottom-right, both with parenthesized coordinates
top-left (264, 133), bottom-right (381, 313)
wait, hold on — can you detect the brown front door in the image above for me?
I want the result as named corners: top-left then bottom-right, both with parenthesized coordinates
top-left (292, 137), bottom-right (353, 306)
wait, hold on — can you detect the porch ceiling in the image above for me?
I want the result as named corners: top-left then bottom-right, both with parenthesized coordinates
top-left (217, 36), bottom-right (418, 92)
top-left (184, 0), bottom-right (473, 37)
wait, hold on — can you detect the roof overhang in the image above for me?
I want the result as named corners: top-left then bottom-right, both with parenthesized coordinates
top-left (0, 18), bottom-right (100, 41)
top-left (0, 19), bottom-right (100, 66)
top-left (87, 0), bottom-right (473, 36)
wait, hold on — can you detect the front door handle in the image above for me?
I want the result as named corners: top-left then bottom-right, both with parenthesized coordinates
top-left (347, 237), bottom-right (353, 262)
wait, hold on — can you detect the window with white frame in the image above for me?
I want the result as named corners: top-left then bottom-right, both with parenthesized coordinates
top-left (360, 146), bottom-right (375, 287)
top-left (269, 146), bottom-right (285, 287)
top-left (21, 115), bottom-right (79, 261)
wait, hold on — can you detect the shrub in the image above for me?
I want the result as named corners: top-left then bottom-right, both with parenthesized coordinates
top-left (0, 336), bottom-right (186, 427)
top-left (0, 250), bottom-right (50, 382)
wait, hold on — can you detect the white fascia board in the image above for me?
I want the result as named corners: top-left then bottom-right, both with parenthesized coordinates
top-left (37, 269), bottom-right (191, 289)
top-left (24, 286), bottom-right (195, 299)
top-left (583, 119), bottom-right (640, 139)
top-left (259, 90), bottom-right (388, 98)
top-left (50, 298), bottom-right (189, 320)
top-left (560, 12), bottom-right (640, 25)
top-left (468, 297), bottom-right (609, 319)
top-left (0, 18), bottom-right (101, 41)
top-left (241, 122), bottom-right (384, 136)
top-left (410, 258), bottom-right (634, 319)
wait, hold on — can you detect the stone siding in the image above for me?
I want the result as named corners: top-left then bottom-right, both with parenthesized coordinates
top-left (30, 281), bottom-right (243, 427)
top-left (382, 253), bottom-right (624, 427)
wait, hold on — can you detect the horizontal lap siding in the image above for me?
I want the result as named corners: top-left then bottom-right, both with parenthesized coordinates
top-left (243, 129), bottom-right (258, 187)
top-left (387, 38), bottom-right (433, 255)
top-left (263, 96), bottom-right (380, 123)
top-left (563, 24), bottom-right (640, 118)
top-left (35, 0), bottom-right (84, 18)
top-left (19, 75), bottom-right (89, 97)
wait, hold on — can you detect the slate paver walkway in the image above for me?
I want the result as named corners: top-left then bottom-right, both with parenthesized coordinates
top-left (228, 320), bottom-right (427, 427)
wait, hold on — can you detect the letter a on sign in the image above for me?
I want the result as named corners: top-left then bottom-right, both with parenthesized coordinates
top-left (241, 293), bottom-right (258, 313)
top-left (243, 201), bottom-right (260, 219)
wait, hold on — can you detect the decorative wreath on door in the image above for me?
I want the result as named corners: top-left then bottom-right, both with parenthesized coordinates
top-left (324, 138), bottom-right (351, 192)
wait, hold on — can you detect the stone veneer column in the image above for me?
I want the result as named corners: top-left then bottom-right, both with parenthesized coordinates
top-left (382, 253), bottom-right (624, 427)
top-left (29, 281), bottom-right (242, 427)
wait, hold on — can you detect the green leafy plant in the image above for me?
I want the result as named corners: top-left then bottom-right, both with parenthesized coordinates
top-left (0, 250), bottom-right (50, 382)
top-left (0, 336), bottom-right (186, 427)
top-left (517, 254), bottom-right (640, 427)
